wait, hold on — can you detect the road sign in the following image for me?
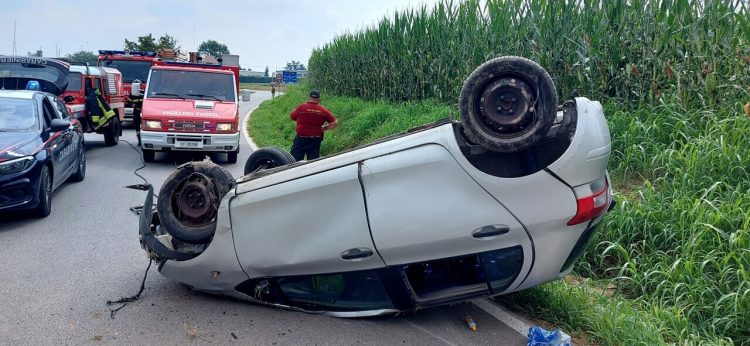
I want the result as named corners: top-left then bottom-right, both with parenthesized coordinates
top-left (282, 71), bottom-right (298, 83)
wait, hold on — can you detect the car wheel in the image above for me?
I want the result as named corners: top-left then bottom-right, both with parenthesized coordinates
top-left (142, 149), bottom-right (156, 163)
top-left (104, 117), bottom-right (120, 146)
top-left (227, 148), bottom-right (238, 164)
top-left (243, 147), bottom-right (295, 175)
top-left (32, 166), bottom-right (52, 218)
top-left (157, 160), bottom-right (235, 244)
top-left (69, 145), bottom-right (86, 182)
top-left (459, 56), bottom-right (558, 153)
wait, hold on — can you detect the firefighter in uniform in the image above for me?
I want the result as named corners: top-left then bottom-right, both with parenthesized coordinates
top-left (84, 84), bottom-right (116, 131)
top-left (130, 94), bottom-right (143, 144)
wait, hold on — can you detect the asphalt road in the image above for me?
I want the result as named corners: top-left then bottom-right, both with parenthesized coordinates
top-left (0, 91), bottom-right (527, 345)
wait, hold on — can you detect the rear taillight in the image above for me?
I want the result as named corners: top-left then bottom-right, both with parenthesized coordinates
top-left (567, 176), bottom-right (610, 226)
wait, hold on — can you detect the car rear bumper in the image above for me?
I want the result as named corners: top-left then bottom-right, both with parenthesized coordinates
top-left (140, 130), bottom-right (239, 152)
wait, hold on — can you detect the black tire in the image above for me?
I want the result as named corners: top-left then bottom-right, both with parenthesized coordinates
top-left (32, 166), bottom-right (52, 218)
top-left (459, 56), bottom-right (558, 153)
top-left (227, 148), bottom-right (238, 164)
top-left (104, 117), bottom-right (120, 146)
top-left (69, 144), bottom-right (86, 182)
top-left (142, 149), bottom-right (156, 163)
top-left (243, 146), bottom-right (295, 176)
top-left (157, 160), bottom-right (235, 244)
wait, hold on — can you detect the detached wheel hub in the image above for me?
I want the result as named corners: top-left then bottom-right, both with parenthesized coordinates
top-left (479, 77), bottom-right (535, 134)
top-left (175, 174), bottom-right (216, 224)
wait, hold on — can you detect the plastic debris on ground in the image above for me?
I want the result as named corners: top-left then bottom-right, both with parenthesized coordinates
top-left (464, 315), bottom-right (477, 331)
top-left (527, 326), bottom-right (571, 346)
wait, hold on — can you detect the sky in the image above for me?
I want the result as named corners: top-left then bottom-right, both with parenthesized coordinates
top-left (1, 0), bottom-right (441, 73)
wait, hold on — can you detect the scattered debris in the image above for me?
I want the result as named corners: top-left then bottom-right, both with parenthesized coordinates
top-left (464, 315), bottom-right (477, 331)
top-left (183, 323), bottom-right (198, 340)
top-left (527, 326), bottom-right (571, 346)
top-left (92, 335), bottom-right (103, 341)
top-left (231, 332), bottom-right (238, 340)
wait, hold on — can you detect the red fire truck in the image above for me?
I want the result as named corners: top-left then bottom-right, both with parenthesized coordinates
top-left (96, 50), bottom-right (161, 123)
top-left (139, 57), bottom-right (241, 163)
top-left (61, 65), bottom-right (125, 145)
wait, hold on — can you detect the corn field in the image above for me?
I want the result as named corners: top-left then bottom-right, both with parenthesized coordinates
top-left (309, 0), bottom-right (750, 108)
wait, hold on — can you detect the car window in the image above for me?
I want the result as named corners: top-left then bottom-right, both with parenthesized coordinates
top-left (41, 98), bottom-right (55, 129)
top-left (66, 72), bottom-right (83, 91)
top-left (53, 98), bottom-right (72, 120)
top-left (94, 78), bottom-right (102, 94)
top-left (100, 78), bottom-right (109, 96)
top-left (276, 270), bottom-right (393, 311)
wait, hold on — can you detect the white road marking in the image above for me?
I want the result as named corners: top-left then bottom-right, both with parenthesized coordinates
top-left (242, 105), bottom-right (259, 151)
top-left (472, 298), bottom-right (532, 337)
top-left (404, 320), bottom-right (458, 346)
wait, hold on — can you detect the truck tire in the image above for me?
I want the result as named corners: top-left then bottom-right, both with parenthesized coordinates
top-left (157, 160), bottom-right (235, 244)
top-left (227, 148), bottom-right (238, 164)
top-left (243, 147), bottom-right (295, 176)
top-left (142, 149), bottom-right (156, 163)
top-left (104, 117), bottom-right (120, 146)
top-left (459, 56), bottom-right (558, 153)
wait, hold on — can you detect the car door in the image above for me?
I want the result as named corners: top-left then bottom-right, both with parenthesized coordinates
top-left (231, 164), bottom-right (385, 278)
top-left (53, 97), bottom-right (82, 175)
top-left (359, 144), bottom-right (535, 299)
top-left (360, 144), bottom-right (532, 266)
top-left (41, 97), bottom-right (72, 187)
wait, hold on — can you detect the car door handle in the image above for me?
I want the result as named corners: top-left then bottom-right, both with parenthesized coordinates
top-left (472, 225), bottom-right (510, 239)
top-left (341, 248), bottom-right (374, 261)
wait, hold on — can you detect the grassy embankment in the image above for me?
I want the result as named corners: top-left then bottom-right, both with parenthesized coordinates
top-left (250, 1), bottom-right (750, 344)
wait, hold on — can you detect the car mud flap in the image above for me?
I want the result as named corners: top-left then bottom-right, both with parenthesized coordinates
top-left (137, 184), bottom-right (200, 262)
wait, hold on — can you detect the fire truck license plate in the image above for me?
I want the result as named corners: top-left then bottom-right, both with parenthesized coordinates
top-left (176, 140), bottom-right (203, 149)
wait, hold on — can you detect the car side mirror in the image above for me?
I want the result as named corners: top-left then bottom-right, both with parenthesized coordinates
top-left (63, 95), bottom-right (75, 103)
top-left (131, 80), bottom-right (142, 97)
top-left (50, 118), bottom-right (71, 132)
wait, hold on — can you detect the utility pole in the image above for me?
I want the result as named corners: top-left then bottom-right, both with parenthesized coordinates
top-left (13, 19), bottom-right (17, 55)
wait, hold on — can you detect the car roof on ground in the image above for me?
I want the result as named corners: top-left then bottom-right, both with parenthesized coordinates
top-left (0, 90), bottom-right (40, 100)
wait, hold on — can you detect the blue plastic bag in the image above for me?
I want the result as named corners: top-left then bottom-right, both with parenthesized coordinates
top-left (527, 326), bottom-right (571, 346)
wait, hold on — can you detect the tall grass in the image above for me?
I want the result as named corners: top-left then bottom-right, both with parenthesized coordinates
top-left (309, 0), bottom-right (749, 109)
top-left (574, 101), bottom-right (750, 344)
top-left (248, 85), bottom-right (454, 156)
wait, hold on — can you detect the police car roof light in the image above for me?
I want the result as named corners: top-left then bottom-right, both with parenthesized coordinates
top-left (26, 81), bottom-right (41, 90)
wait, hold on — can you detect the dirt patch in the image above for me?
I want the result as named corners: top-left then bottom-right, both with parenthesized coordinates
top-left (564, 275), bottom-right (617, 298)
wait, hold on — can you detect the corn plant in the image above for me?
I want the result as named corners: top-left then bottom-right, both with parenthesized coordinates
top-left (308, 0), bottom-right (749, 109)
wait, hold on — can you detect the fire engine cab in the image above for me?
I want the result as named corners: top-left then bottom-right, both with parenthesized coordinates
top-left (97, 50), bottom-right (161, 123)
top-left (62, 65), bottom-right (125, 145)
top-left (139, 58), bottom-right (241, 163)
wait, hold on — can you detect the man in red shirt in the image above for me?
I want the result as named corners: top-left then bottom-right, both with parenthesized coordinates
top-left (289, 90), bottom-right (338, 160)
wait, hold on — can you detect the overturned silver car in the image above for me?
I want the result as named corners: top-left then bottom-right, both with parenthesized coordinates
top-left (137, 57), bottom-right (613, 317)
